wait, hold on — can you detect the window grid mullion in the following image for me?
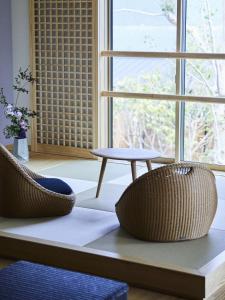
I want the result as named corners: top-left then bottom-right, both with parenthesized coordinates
top-left (175, 0), bottom-right (183, 162)
top-left (180, 0), bottom-right (187, 161)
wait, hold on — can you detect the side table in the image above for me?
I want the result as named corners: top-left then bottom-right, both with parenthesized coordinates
top-left (91, 148), bottom-right (160, 197)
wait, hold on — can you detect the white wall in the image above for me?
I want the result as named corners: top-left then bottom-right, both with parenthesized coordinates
top-left (11, 0), bottom-right (31, 143)
top-left (0, 0), bottom-right (13, 145)
top-left (11, 0), bottom-right (30, 107)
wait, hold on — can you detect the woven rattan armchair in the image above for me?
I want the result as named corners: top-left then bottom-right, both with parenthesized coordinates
top-left (116, 163), bottom-right (217, 242)
top-left (0, 144), bottom-right (75, 218)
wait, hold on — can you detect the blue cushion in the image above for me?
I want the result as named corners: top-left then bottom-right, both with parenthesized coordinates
top-left (35, 178), bottom-right (73, 195)
top-left (0, 261), bottom-right (128, 300)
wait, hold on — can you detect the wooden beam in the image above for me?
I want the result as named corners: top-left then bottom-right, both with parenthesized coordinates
top-left (101, 51), bottom-right (225, 60)
top-left (36, 144), bottom-right (96, 159)
top-left (101, 91), bottom-right (225, 105)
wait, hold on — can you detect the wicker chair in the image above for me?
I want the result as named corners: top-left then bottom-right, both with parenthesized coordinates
top-left (116, 163), bottom-right (217, 242)
top-left (0, 144), bottom-right (75, 218)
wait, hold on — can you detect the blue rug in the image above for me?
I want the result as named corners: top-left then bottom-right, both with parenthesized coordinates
top-left (0, 261), bottom-right (128, 300)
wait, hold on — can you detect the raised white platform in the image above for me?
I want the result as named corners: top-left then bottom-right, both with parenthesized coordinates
top-left (1, 160), bottom-right (225, 299)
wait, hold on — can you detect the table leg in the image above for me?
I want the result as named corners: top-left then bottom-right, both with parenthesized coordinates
top-left (96, 158), bottom-right (107, 198)
top-left (131, 160), bottom-right (137, 181)
top-left (146, 160), bottom-right (152, 171)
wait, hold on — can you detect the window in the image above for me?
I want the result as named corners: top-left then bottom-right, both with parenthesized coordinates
top-left (113, 98), bottom-right (176, 157)
top-left (112, 0), bottom-right (177, 52)
top-left (102, 0), bottom-right (225, 167)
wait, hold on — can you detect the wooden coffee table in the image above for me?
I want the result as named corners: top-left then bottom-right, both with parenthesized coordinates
top-left (91, 148), bottom-right (160, 197)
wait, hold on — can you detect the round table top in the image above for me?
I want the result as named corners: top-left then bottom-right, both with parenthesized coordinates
top-left (91, 148), bottom-right (160, 161)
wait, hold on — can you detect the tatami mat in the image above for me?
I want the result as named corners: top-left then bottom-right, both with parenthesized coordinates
top-left (0, 207), bottom-right (119, 247)
top-left (86, 228), bottom-right (225, 270)
top-left (40, 160), bottom-right (142, 182)
top-left (108, 168), bottom-right (148, 185)
top-left (76, 183), bottom-right (127, 212)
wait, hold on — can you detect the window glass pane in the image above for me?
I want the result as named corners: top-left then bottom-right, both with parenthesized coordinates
top-left (113, 0), bottom-right (177, 51)
top-left (113, 58), bottom-right (176, 94)
top-left (185, 60), bottom-right (225, 97)
top-left (184, 103), bottom-right (225, 164)
top-left (113, 98), bottom-right (175, 158)
top-left (186, 0), bottom-right (225, 53)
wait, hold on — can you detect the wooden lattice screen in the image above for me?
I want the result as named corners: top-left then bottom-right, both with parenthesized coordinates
top-left (31, 0), bottom-right (97, 157)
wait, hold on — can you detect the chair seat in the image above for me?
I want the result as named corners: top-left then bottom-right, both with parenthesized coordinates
top-left (35, 178), bottom-right (73, 195)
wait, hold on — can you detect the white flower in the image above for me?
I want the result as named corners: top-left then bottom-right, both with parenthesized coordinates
top-left (5, 104), bottom-right (15, 116)
top-left (6, 104), bottom-right (13, 111)
top-left (5, 111), bottom-right (14, 116)
top-left (15, 111), bottom-right (22, 119)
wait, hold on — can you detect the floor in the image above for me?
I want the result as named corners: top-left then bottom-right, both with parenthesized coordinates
top-left (1, 152), bottom-right (225, 299)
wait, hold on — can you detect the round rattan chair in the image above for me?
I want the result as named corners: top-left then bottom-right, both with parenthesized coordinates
top-left (0, 144), bottom-right (75, 218)
top-left (116, 163), bottom-right (217, 242)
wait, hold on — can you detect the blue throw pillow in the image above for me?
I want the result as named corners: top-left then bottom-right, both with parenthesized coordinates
top-left (35, 178), bottom-right (73, 195)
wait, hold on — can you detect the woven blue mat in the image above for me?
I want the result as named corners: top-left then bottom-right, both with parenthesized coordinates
top-left (0, 261), bottom-right (128, 300)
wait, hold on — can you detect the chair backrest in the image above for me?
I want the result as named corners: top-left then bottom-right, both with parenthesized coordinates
top-left (116, 163), bottom-right (218, 241)
top-left (0, 144), bottom-right (42, 180)
top-left (0, 144), bottom-right (19, 166)
top-left (0, 144), bottom-right (32, 175)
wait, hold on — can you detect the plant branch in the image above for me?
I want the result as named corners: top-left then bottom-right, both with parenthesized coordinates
top-left (188, 61), bottom-right (215, 95)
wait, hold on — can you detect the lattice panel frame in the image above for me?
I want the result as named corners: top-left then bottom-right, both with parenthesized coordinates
top-left (32, 0), bottom-right (96, 152)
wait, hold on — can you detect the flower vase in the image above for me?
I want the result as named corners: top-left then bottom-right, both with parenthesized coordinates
top-left (13, 137), bottom-right (29, 162)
